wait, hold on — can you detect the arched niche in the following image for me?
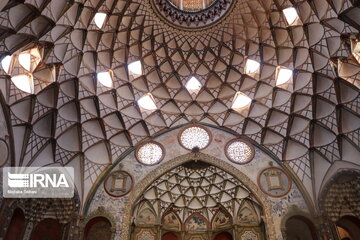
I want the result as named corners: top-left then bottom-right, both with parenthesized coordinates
top-left (81, 207), bottom-right (115, 240)
top-left (236, 199), bottom-right (262, 226)
top-left (213, 232), bottom-right (233, 240)
top-left (134, 200), bottom-right (158, 226)
top-left (320, 170), bottom-right (360, 223)
top-left (284, 215), bottom-right (318, 240)
top-left (162, 232), bottom-right (180, 240)
top-left (280, 208), bottom-right (319, 240)
top-left (4, 208), bottom-right (26, 240)
top-left (84, 217), bottom-right (112, 240)
top-left (184, 213), bottom-right (209, 232)
top-left (124, 152), bottom-right (276, 240)
top-left (212, 209), bottom-right (232, 231)
top-left (319, 169), bottom-right (360, 240)
top-left (162, 211), bottom-right (182, 231)
top-left (0, 195), bottom-right (80, 239)
top-left (30, 218), bottom-right (63, 240)
top-left (336, 216), bottom-right (360, 240)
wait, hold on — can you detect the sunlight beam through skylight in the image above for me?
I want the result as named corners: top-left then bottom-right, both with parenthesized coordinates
top-left (97, 71), bottom-right (113, 88)
top-left (94, 13), bottom-right (107, 29)
top-left (138, 93), bottom-right (157, 111)
top-left (283, 7), bottom-right (299, 25)
top-left (128, 60), bottom-right (142, 76)
top-left (232, 92), bottom-right (252, 110)
top-left (185, 77), bottom-right (202, 93)
top-left (18, 53), bottom-right (31, 71)
top-left (1, 55), bottom-right (12, 74)
top-left (245, 59), bottom-right (260, 75)
top-left (276, 67), bottom-right (293, 86)
top-left (11, 74), bottom-right (33, 93)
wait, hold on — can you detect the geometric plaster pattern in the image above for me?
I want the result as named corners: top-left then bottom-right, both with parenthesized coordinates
top-left (322, 173), bottom-right (360, 222)
top-left (0, 0), bottom-right (359, 207)
top-left (135, 161), bottom-right (261, 224)
top-left (19, 198), bottom-right (75, 224)
top-left (123, 152), bottom-right (276, 240)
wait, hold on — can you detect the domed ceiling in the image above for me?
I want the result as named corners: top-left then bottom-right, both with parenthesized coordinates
top-left (0, 0), bottom-right (359, 207)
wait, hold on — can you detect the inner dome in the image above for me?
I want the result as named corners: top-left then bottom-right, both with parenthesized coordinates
top-left (167, 0), bottom-right (217, 12)
top-left (153, 0), bottom-right (233, 29)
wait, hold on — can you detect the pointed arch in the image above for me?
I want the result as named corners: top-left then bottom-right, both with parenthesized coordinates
top-left (211, 208), bottom-right (232, 230)
top-left (121, 152), bottom-right (276, 240)
top-left (162, 210), bottom-right (182, 231)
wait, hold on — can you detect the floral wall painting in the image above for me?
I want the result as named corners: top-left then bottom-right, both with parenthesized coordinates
top-left (212, 211), bottom-right (231, 229)
top-left (258, 167), bottom-right (292, 198)
top-left (163, 211), bottom-right (181, 230)
top-left (137, 209), bottom-right (157, 225)
top-left (237, 201), bottom-right (260, 226)
top-left (104, 170), bottom-right (133, 197)
top-left (185, 214), bottom-right (208, 232)
top-left (136, 203), bottom-right (157, 225)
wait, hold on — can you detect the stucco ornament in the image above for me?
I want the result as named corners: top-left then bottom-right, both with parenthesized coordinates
top-left (121, 152), bottom-right (277, 240)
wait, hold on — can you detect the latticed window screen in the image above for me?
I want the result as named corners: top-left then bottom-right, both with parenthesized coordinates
top-left (169, 0), bottom-right (215, 11)
top-left (183, 0), bottom-right (203, 11)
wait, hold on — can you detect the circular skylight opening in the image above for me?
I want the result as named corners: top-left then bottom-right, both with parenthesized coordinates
top-left (179, 125), bottom-right (211, 150)
top-left (135, 141), bottom-right (165, 165)
top-left (225, 138), bottom-right (255, 164)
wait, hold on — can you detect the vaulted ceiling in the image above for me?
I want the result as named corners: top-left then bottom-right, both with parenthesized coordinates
top-left (135, 161), bottom-right (261, 226)
top-left (0, 0), bottom-right (359, 208)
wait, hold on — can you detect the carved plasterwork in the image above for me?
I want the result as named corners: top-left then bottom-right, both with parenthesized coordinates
top-left (152, 0), bottom-right (234, 29)
top-left (1, 0), bottom-right (359, 213)
top-left (319, 170), bottom-right (360, 222)
top-left (121, 152), bottom-right (276, 240)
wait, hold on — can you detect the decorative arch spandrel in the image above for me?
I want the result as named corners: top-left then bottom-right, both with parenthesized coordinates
top-left (121, 152), bottom-right (277, 240)
top-left (184, 213), bottom-right (209, 232)
top-left (162, 211), bottom-right (182, 231)
top-left (211, 209), bottom-right (232, 230)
